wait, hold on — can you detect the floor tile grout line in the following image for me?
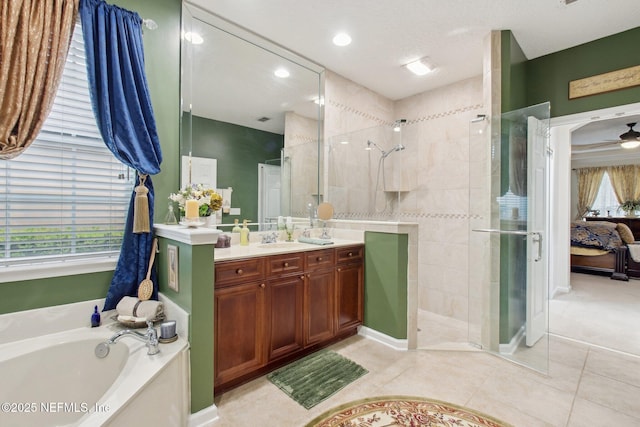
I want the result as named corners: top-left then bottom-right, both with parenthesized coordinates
top-left (563, 346), bottom-right (590, 427)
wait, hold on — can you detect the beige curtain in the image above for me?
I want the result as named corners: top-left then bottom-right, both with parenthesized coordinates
top-left (575, 167), bottom-right (604, 219)
top-left (0, 0), bottom-right (79, 160)
top-left (607, 164), bottom-right (640, 205)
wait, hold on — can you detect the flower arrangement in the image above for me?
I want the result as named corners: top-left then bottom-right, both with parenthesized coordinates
top-left (618, 200), bottom-right (640, 216)
top-left (169, 184), bottom-right (223, 217)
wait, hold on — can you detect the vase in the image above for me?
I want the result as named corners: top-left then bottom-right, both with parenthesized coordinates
top-left (204, 215), bottom-right (217, 228)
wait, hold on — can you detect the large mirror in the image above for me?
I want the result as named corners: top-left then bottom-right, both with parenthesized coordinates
top-left (181, 2), bottom-right (324, 229)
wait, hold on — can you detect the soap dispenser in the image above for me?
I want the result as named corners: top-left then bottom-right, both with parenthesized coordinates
top-left (240, 220), bottom-right (250, 246)
top-left (91, 305), bottom-right (101, 327)
top-left (232, 218), bottom-right (241, 233)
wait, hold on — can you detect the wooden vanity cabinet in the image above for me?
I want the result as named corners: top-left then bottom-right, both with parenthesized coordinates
top-left (214, 258), bottom-right (266, 387)
top-left (303, 249), bottom-right (335, 346)
top-left (265, 254), bottom-right (305, 362)
top-left (214, 244), bottom-right (364, 393)
top-left (335, 245), bottom-right (364, 334)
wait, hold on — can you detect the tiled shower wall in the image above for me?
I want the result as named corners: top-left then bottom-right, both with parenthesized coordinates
top-left (325, 69), bottom-right (484, 322)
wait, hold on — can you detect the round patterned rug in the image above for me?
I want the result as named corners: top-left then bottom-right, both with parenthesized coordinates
top-left (305, 396), bottom-right (513, 427)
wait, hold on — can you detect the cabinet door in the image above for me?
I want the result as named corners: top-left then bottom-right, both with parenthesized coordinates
top-left (267, 274), bottom-right (304, 361)
top-left (304, 268), bottom-right (335, 346)
top-left (336, 262), bottom-right (364, 334)
top-left (214, 281), bottom-right (266, 386)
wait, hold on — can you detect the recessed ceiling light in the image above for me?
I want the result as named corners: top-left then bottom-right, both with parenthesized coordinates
top-left (274, 68), bottom-right (290, 78)
top-left (184, 31), bottom-right (203, 45)
top-left (405, 58), bottom-right (433, 76)
top-left (340, 140), bottom-right (349, 145)
top-left (332, 32), bottom-right (352, 47)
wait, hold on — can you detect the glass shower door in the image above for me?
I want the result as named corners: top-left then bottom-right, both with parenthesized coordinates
top-left (469, 103), bottom-right (550, 374)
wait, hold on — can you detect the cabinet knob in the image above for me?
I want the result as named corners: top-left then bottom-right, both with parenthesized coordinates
top-left (348, 252), bottom-right (353, 257)
top-left (337, 267), bottom-right (342, 272)
top-left (236, 268), bottom-right (243, 275)
top-left (283, 262), bottom-right (289, 267)
top-left (260, 283), bottom-right (265, 288)
top-left (300, 275), bottom-right (305, 280)
top-left (317, 256), bottom-right (323, 261)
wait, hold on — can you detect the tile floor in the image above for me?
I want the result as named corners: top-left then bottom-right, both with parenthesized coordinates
top-left (213, 273), bottom-right (640, 426)
top-left (213, 333), bottom-right (640, 426)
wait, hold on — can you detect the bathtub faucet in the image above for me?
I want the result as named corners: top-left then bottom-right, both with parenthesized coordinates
top-left (106, 320), bottom-right (159, 355)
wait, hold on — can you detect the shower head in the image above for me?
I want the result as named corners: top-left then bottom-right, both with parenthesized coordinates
top-left (381, 143), bottom-right (406, 158)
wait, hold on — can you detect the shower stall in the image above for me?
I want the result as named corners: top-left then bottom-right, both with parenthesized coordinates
top-left (327, 122), bottom-right (409, 219)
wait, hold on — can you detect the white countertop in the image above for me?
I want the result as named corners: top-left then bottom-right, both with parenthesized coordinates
top-left (214, 237), bottom-right (363, 261)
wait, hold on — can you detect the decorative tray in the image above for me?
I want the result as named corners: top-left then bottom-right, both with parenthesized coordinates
top-left (111, 314), bottom-right (165, 329)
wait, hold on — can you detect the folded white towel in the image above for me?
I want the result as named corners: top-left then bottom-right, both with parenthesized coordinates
top-left (116, 296), bottom-right (164, 321)
top-left (628, 243), bottom-right (640, 263)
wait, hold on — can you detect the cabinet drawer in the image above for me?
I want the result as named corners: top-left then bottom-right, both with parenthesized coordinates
top-left (267, 252), bottom-right (304, 275)
top-left (216, 258), bottom-right (263, 287)
top-left (336, 245), bottom-right (363, 264)
top-left (305, 249), bottom-right (335, 270)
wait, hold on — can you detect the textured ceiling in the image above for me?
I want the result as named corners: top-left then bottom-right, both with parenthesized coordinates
top-left (184, 0), bottom-right (640, 152)
top-left (189, 0), bottom-right (640, 100)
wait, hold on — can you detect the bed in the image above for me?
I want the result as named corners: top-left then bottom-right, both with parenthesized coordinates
top-left (570, 220), bottom-right (632, 281)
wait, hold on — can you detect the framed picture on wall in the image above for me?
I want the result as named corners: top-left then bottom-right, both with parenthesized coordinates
top-left (168, 244), bottom-right (179, 292)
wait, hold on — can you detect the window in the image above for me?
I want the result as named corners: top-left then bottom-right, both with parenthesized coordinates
top-left (0, 24), bottom-right (133, 268)
top-left (591, 172), bottom-right (619, 217)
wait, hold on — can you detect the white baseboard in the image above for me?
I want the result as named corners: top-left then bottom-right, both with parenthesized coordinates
top-left (499, 325), bottom-right (525, 354)
top-left (550, 285), bottom-right (571, 299)
top-left (189, 404), bottom-right (219, 427)
top-left (358, 326), bottom-right (408, 351)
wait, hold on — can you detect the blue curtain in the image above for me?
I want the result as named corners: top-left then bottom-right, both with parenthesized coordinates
top-left (79, 0), bottom-right (163, 311)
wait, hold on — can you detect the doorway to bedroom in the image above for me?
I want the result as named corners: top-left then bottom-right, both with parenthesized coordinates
top-left (549, 101), bottom-right (640, 357)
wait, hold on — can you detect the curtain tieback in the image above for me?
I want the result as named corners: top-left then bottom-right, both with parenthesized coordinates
top-left (133, 173), bottom-right (150, 233)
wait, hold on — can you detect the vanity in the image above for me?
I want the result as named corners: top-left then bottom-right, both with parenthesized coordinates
top-left (213, 240), bottom-right (364, 394)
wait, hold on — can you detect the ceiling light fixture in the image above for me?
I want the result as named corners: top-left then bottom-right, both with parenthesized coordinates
top-left (332, 32), bottom-right (352, 47)
top-left (405, 58), bottom-right (433, 76)
top-left (621, 140), bottom-right (640, 149)
top-left (274, 68), bottom-right (290, 78)
top-left (620, 122), bottom-right (640, 149)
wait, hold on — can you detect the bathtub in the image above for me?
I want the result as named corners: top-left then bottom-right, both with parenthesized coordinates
top-left (0, 325), bottom-right (189, 427)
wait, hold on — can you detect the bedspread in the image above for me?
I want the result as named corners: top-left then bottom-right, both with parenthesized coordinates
top-left (570, 221), bottom-right (623, 252)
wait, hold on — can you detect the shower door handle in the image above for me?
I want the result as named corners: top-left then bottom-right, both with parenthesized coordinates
top-left (472, 229), bottom-right (543, 262)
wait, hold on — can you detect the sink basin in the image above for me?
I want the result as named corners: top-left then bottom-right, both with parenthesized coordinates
top-left (257, 242), bottom-right (307, 249)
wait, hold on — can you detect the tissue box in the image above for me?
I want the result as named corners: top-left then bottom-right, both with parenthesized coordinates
top-left (215, 234), bottom-right (231, 248)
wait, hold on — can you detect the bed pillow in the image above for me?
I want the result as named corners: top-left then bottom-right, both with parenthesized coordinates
top-left (617, 223), bottom-right (635, 244)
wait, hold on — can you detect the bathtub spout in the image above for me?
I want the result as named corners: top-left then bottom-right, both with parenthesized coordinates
top-left (107, 321), bottom-right (159, 355)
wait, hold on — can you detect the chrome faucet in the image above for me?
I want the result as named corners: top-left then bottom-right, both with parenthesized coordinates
top-left (307, 202), bottom-right (317, 227)
top-left (261, 231), bottom-right (279, 244)
top-left (106, 320), bottom-right (160, 355)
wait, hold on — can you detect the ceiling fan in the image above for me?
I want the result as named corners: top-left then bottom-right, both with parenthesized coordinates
top-left (572, 122), bottom-right (640, 152)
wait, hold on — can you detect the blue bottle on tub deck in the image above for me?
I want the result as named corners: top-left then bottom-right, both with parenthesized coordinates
top-left (91, 305), bottom-right (101, 327)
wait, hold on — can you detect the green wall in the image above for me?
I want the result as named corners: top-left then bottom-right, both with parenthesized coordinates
top-left (363, 232), bottom-right (408, 339)
top-left (156, 236), bottom-right (215, 413)
top-left (0, 0), bottom-right (182, 314)
top-left (189, 116), bottom-right (284, 225)
top-left (501, 30), bottom-right (528, 113)
top-left (525, 26), bottom-right (640, 118)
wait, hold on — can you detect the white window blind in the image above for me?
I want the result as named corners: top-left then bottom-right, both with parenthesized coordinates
top-left (0, 24), bottom-right (133, 267)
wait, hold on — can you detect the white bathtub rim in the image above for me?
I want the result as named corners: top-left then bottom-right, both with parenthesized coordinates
top-left (0, 326), bottom-right (189, 427)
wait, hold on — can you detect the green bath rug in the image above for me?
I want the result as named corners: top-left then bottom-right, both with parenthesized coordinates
top-left (267, 350), bottom-right (368, 409)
